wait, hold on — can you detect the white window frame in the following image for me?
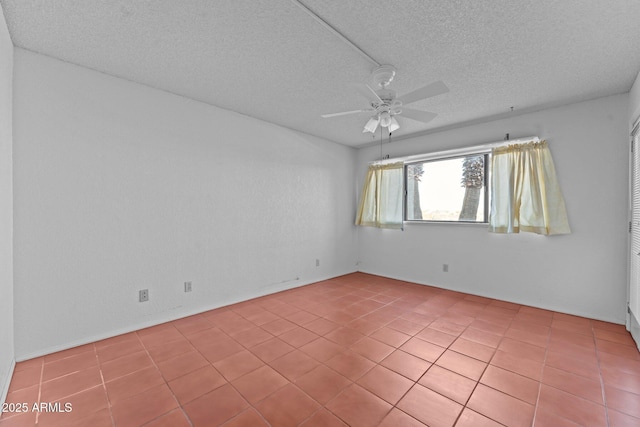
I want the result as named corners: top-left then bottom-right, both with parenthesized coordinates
top-left (404, 152), bottom-right (490, 224)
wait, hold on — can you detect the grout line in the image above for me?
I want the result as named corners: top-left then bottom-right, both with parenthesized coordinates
top-left (529, 316), bottom-right (552, 427)
top-left (94, 343), bottom-right (117, 427)
top-left (165, 318), bottom-right (219, 426)
top-left (34, 358), bottom-right (44, 425)
top-left (134, 330), bottom-right (189, 427)
top-left (593, 322), bottom-right (612, 427)
top-left (446, 307), bottom-right (506, 427)
top-left (100, 339), bottom-right (120, 425)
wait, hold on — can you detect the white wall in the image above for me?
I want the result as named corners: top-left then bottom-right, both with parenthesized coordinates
top-left (0, 2), bottom-right (14, 405)
top-left (356, 94), bottom-right (629, 323)
top-left (13, 49), bottom-right (358, 360)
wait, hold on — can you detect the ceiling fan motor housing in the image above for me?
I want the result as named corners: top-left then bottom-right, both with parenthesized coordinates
top-left (371, 64), bottom-right (397, 88)
top-left (375, 88), bottom-right (397, 104)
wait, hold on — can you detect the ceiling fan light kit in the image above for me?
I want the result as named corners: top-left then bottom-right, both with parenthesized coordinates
top-left (364, 116), bottom-right (380, 133)
top-left (388, 116), bottom-right (400, 132)
top-left (322, 64), bottom-right (449, 135)
top-left (379, 111), bottom-right (392, 128)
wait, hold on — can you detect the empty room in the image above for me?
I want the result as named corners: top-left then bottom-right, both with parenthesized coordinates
top-left (1, 1), bottom-right (640, 426)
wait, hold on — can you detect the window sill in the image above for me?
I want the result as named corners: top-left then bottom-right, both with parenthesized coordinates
top-left (403, 220), bottom-right (489, 227)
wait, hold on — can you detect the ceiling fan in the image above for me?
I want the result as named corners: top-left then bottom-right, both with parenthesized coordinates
top-left (321, 65), bottom-right (449, 134)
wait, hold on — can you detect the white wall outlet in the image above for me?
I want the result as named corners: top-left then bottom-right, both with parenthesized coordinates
top-left (316, 259), bottom-right (320, 267)
top-left (443, 264), bottom-right (449, 272)
top-left (139, 289), bottom-right (149, 302)
top-left (184, 281), bottom-right (192, 292)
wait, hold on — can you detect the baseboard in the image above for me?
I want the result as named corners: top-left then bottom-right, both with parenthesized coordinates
top-left (16, 269), bottom-right (357, 362)
top-left (357, 268), bottom-right (626, 325)
top-left (0, 358), bottom-right (16, 406)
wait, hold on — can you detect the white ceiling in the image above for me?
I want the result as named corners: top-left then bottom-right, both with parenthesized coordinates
top-left (1, 0), bottom-right (640, 147)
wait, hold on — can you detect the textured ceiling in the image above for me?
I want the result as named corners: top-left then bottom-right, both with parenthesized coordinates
top-left (2, 0), bottom-right (640, 147)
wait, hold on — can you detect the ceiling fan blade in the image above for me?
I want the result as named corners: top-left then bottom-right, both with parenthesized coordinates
top-left (397, 81), bottom-right (449, 105)
top-left (400, 107), bottom-right (438, 124)
top-left (321, 109), bottom-right (374, 118)
top-left (353, 83), bottom-right (379, 103)
top-left (365, 84), bottom-right (383, 103)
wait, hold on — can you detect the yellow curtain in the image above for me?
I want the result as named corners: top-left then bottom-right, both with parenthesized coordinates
top-left (489, 140), bottom-right (570, 235)
top-left (355, 162), bottom-right (404, 229)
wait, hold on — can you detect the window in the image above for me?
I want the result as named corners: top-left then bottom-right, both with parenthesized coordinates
top-left (405, 154), bottom-right (489, 223)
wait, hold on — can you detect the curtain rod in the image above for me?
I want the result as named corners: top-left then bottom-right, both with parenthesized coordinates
top-left (371, 136), bottom-right (541, 165)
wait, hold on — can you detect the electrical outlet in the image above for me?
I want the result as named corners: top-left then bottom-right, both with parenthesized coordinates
top-left (316, 259), bottom-right (320, 267)
top-left (139, 289), bottom-right (149, 302)
top-left (184, 281), bottom-right (192, 293)
top-left (443, 264), bottom-right (449, 272)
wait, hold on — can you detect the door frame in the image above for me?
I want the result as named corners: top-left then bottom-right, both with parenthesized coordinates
top-left (629, 117), bottom-right (640, 335)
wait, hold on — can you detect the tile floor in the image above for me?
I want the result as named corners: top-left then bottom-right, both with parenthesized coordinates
top-left (1, 272), bottom-right (640, 427)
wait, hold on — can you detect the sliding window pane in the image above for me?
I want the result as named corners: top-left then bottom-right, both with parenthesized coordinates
top-left (406, 155), bottom-right (486, 222)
